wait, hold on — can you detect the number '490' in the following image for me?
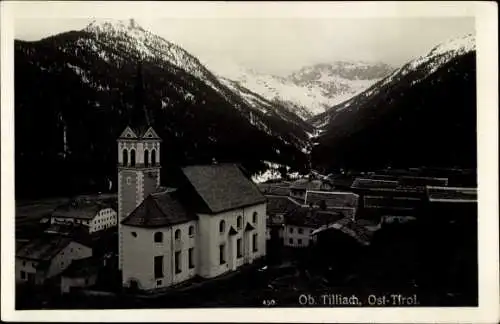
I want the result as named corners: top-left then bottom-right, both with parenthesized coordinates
top-left (262, 299), bottom-right (277, 306)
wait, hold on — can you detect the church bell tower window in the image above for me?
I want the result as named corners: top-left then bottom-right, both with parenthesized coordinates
top-left (122, 149), bottom-right (129, 166)
top-left (151, 149), bottom-right (156, 166)
top-left (144, 149), bottom-right (149, 167)
top-left (130, 149), bottom-right (136, 167)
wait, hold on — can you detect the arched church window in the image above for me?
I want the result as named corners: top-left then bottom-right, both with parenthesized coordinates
top-left (237, 216), bottom-right (242, 229)
top-left (151, 149), bottom-right (157, 166)
top-left (189, 225), bottom-right (195, 236)
top-left (130, 149), bottom-right (136, 167)
top-left (122, 149), bottom-right (129, 166)
top-left (144, 149), bottom-right (149, 167)
top-left (219, 220), bottom-right (225, 233)
top-left (253, 212), bottom-right (258, 224)
top-left (175, 229), bottom-right (181, 240)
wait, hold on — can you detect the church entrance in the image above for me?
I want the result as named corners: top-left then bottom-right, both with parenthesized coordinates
top-left (129, 279), bottom-right (139, 292)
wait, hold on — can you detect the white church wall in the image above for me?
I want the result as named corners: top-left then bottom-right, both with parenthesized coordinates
top-left (122, 226), bottom-right (172, 290)
top-left (197, 202), bottom-right (267, 279)
top-left (170, 220), bottom-right (198, 285)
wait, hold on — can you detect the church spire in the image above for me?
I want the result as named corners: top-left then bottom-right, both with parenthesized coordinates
top-left (130, 61), bottom-right (151, 130)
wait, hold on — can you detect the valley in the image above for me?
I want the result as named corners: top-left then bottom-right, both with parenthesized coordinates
top-left (10, 15), bottom-right (482, 315)
top-left (14, 19), bottom-right (476, 199)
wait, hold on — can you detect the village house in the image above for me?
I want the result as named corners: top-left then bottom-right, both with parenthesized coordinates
top-left (362, 194), bottom-right (422, 217)
top-left (15, 236), bottom-right (92, 285)
top-left (326, 174), bottom-right (357, 191)
top-left (265, 195), bottom-right (302, 241)
top-left (257, 183), bottom-right (291, 196)
top-left (399, 175), bottom-right (448, 187)
top-left (304, 190), bottom-right (359, 220)
top-left (309, 216), bottom-right (377, 280)
top-left (380, 215), bottom-right (417, 225)
top-left (419, 185), bottom-right (478, 297)
top-left (60, 257), bottom-right (100, 294)
top-left (289, 176), bottom-right (332, 201)
top-left (51, 196), bottom-right (118, 234)
top-left (351, 177), bottom-right (401, 194)
top-left (282, 207), bottom-right (344, 248)
top-left (117, 125), bottom-right (267, 291)
top-left (423, 185), bottom-right (477, 226)
top-left (311, 216), bottom-right (375, 247)
top-left (44, 222), bottom-right (88, 237)
top-left (264, 191), bottom-right (361, 248)
top-left (351, 176), bottom-right (447, 221)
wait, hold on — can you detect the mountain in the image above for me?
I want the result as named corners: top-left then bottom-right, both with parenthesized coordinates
top-left (14, 19), bottom-right (313, 198)
top-left (310, 34), bottom-right (476, 172)
top-left (214, 61), bottom-right (394, 119)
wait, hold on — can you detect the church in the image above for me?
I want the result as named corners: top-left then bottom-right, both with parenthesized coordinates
top-left (117, 125), bottom-right (267, 291)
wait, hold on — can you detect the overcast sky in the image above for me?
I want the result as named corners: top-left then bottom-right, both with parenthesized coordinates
top-left (14, 17), bottom-right (475, 75)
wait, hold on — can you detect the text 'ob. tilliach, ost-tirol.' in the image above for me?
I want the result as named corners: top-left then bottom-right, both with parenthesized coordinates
top-left (297, 293), bottom-right (420, 306)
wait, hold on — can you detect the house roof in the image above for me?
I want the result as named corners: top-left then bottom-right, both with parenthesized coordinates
top-left (61, 257), bottom-right (100, 278)
top-left (257, 184), bottom-right (290, 196)
top-left (366, 174), bottom-right (401, 181)
top-left (52, 196), bottom-right (117, 220)
top-left (266, 195), bottom-right (302, 217)
top-left (328, 175), bottom-right (355, 188)
top-left (363, 195), bottom-right (421, 209)
top-left (311, 217), bottom-right (374, 246)
top-left (121, 189), bottom-right (197, 227)
top-left (426, 186), bottom-right (477, 203)
top-left (399, 176), bottom-right (448, 187)
top-left (323, 206), bottom-right (357, 219)
top-left (362, 174), bottom-right (449, 188)
top-left (181, 163), bottom-right (266, 214)
top-left (351, 178), bottom-right (400, 190)
top-left (44, 223), bottom-right (88, 236)
top-left (16, 236), bottom-right (83, 262)
top-left (285, 207), bottom-right (344, 228)
top-left (290, 179), bottom-right (323, 190)
top-left (351, 178), bottom-right (427, 195)
top-left (305, 190), bottom-right (359, 209)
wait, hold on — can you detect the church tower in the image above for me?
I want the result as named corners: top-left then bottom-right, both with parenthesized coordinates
top-left (117, 62), bottom-right (161, 270)
top-left (117, 126), bottom-right (161, 269)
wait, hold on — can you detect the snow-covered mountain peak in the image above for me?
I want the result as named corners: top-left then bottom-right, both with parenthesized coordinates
top-left (405, 33), bottom-right (476, 74)
top-left (312, 33), bottom-right (477, 130)
top-left (85, 18), bottom-right (144, 33)
top-left (214, 61), bottom-right (394, 119)
top-left (428, 33), bottom-right (475, 58)
top-left (81, 18), bottom-right (212, 82)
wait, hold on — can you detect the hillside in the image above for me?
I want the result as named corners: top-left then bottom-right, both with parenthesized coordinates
top-left (15, 19), bottom-right (312, 198)
top-left (310, 34), bottom-right (476, 172)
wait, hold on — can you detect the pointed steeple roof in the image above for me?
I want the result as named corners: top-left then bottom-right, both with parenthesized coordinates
top-left (118, 62), bottom-right (162, 141)
top-left (128, 61), bottom-right (151, 135)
